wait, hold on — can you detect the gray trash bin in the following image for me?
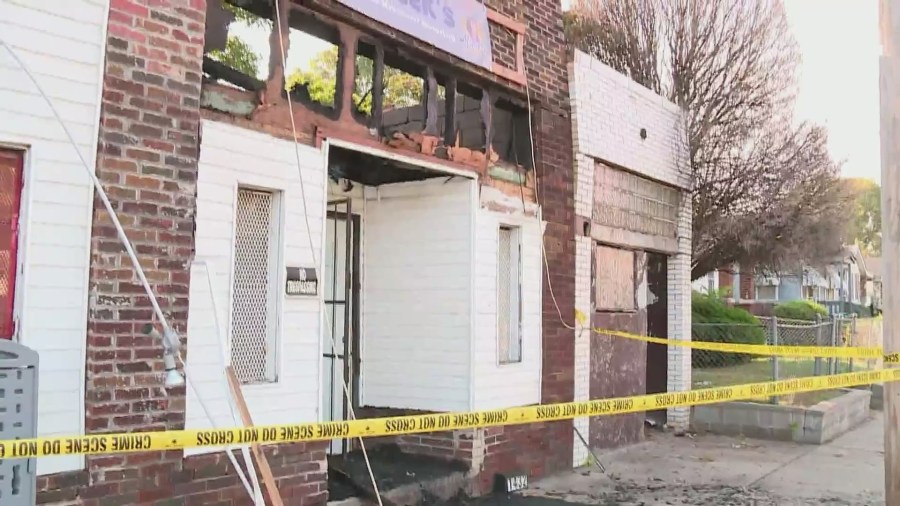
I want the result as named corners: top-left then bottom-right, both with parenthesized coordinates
top-left (0, 339), bottom-right (38, 505)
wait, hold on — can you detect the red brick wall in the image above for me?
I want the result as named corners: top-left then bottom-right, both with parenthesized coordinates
top-left (37, 1), bottom-right (329, 504)
top-left (740, 272), bottom-right (755, 300)
top-left (355, 406), bottom-right (477, 464)
top-left (718, 270), bottom-right (734, 297)
top-left (477, 0), bottom-right (576, 492)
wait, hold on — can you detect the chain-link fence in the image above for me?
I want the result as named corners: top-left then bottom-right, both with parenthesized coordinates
top-left (691, 315), bottom-right (870, 406)
top-left (853, 316), bottom-right (884, 370)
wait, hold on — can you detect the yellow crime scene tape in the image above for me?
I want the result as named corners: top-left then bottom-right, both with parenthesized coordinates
top-left (594, 327), bottom-right (897, 361)
top-left (2, 369), bottom-right (898, 460)
top-left (575, 310), bottom-right (896, 362)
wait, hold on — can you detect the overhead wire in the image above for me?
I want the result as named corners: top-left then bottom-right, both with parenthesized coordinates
top-left (270, 3), bottom-right (384, 505)
top-left (0, 38), bottom-right (263, 504)
top-left (517, 33), bottom-right (602, 471)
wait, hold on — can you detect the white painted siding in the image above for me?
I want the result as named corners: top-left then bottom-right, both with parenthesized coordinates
top-left (0, 0), bottom-right (109, 475)
top-left (186, 120), bottom-right (325, 449)
top-left (361, 179), bottom-right (474, 412)
top-left (471, 207), bottom-right (542, 411)
top-left (569, 50), bottom-right (691, 190)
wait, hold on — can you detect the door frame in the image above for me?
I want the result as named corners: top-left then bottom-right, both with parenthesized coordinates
top-left (645, 252), bottom-right (668, 423)
top-left (0, 148), bottom-right (25, 340)
top-left (324, 199), bottom-right (361, 454)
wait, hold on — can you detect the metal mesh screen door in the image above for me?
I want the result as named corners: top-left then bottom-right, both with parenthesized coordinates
top-left (323, 199), bottom-right (358, 455)
top-left (0, 339), bottom-right (39, 505)
top-left (0, 149), bottom-right (24, 340)
top-left (231, 188), bottom-right (280, 384)
top-left (497, 227), bottom-right (522, 364)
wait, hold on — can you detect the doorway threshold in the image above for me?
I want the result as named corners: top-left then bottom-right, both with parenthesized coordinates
top-left (328, 444), bottom-right (470, 506)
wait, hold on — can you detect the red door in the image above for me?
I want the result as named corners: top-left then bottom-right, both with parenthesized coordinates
top-left (0, 148), bottom-right (24, 340)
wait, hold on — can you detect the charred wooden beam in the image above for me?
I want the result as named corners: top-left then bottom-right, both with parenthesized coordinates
top-left (204, 0), bottom-right (233, 54)
top-left (203, 58), bottom-right (265, 92)
top-left (265, 0), bottom-right (291, 104)
top-left (481, 89), bottom-right (495, 162)
top-left (338, 27), bottom-right (360, 123)
top-left (443, 77), bottom-right (457, 148)
top-left (372, 43), bottom-right (385, 134)
top-left (424, 67), bottom-right (440, 137)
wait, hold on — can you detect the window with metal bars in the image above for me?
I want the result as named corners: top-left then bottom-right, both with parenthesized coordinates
top-left (498, 226), bottom-right (522, 364)
top-left (231, 188), bottom-right (281, 384)
top-left (0, 148), bottom-right (24, 341)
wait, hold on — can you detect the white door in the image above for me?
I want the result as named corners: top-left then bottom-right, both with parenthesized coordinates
top-left (323, 211), bottom-right (352, 454)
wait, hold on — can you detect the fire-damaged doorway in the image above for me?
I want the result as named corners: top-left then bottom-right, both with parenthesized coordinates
top-left (645, 252), bottom-right (668, 426)
top-left (320, 143), bottom-right (478, 459)
top-left (323, 199), bottom-right (361, 455)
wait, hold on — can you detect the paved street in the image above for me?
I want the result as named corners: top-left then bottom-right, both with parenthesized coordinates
top-left (494, 413), bottom-right (885, 505)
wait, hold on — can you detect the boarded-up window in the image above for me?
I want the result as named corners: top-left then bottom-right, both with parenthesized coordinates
top-left (231, 188), bottom-right (281, 384)
top-left (0, 149), bottom-right (24, 340)
top-left (594, 245), bottom-right (635, 311)
top-left (593, 162), bottom-right (680, 239)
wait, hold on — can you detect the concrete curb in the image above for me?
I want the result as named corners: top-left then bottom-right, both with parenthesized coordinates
top-left (690, 388), bottom-right (872, 444)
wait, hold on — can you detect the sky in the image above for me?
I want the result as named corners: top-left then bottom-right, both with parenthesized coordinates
top-left (783, 0), bottom-right (881, 183)
top-left (233, 0), bottom-right (882, 183)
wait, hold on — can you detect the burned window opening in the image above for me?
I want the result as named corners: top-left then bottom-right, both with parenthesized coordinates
top-left (493, 99), bottom-right (534, 170)
top-left (451, 87), bottom-right (486, 152)
top-left (203, 0), bottom-right (271, 91)
top-left (379, 55), bottom-right (428, 143)
top-left (284, 13), bottom-right (341, 113)
top-left (353, 41), bottom-right (376, 119)
top-left (199, 0), bottom-right (532, 172)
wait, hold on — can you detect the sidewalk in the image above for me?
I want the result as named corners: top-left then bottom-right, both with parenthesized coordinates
top-left (483, 412), bottom-right (885, 505)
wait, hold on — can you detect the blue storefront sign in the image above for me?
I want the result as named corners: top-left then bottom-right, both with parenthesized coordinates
top-left (336, 0), bottom-right (493, 69)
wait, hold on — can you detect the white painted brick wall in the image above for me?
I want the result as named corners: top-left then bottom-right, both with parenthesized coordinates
top-left (569, 49), bottom-right (695, 447)
top-left (667, 190), bottom-right (693, 430)
top-left (0, 0), bottom-right (109, 475)
top-left (572, 235), bottom-right (592, 466)
top-left (570, 51), bottom-right (690, 190)
top-left (472, 207), bottom-right (543, 411)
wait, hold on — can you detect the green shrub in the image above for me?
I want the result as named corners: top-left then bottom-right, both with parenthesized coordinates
top-left (773, 299), bottom-right (828, 322)
top-left (692, 292), bottom-right (765, 368)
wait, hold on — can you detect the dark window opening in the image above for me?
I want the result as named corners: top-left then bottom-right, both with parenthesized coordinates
top-left (451, 86), bottom-right (485, 151)
top-left (492, 99), bottom-right (534, 170)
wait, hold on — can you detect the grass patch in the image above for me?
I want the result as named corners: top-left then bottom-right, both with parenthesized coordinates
top-left (693, 359), bottom-right (865, 405)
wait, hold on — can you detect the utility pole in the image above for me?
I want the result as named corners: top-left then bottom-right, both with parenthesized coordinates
top-left (880, 0), bottom-right (900, 503)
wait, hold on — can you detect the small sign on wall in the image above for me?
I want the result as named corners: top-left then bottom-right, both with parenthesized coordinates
top-left (285, 267), bottom-right (318, 296)
top-left (494, 472), bottom-right (528, 494)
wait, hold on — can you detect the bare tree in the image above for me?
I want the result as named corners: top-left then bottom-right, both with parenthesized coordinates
top-left (565, 0), bottom-right (852, 280)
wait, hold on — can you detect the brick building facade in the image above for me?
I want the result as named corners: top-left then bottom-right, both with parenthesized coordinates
top-left (568, 50), bottom-right (693, 450)
top-left (13, 0), bottom-right (578, 504)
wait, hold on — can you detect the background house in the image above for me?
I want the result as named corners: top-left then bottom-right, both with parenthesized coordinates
top-left (701, 245), bottom-right (878, 316)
